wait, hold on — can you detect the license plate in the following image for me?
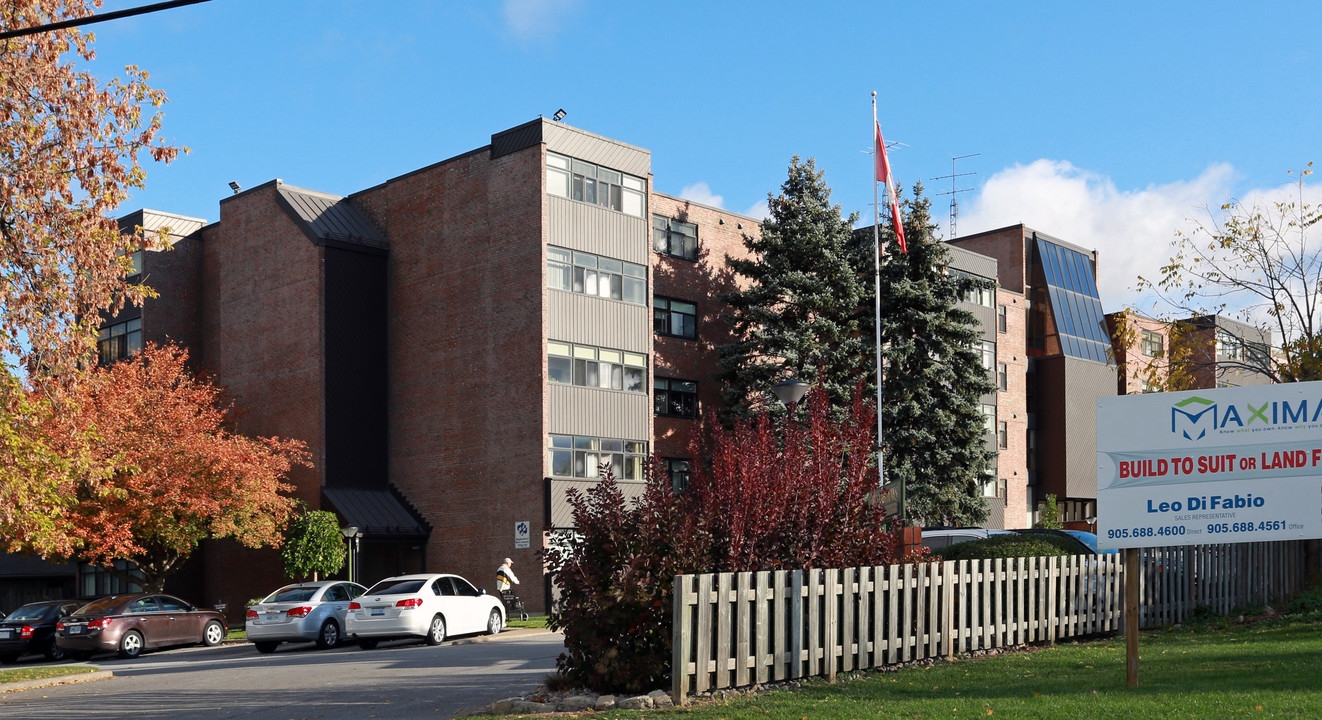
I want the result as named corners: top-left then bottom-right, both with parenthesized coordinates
top-left (67, 625), bottom-right (84, 635)
top-left (265, 614), bottom-right (281, 622)
top-left (0, 630), bottom-right (10, 639)
top-left (370, 608), bottom-right (385, 617)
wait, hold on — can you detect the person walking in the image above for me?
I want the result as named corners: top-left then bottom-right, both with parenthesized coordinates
top-left (496, 558), bottom-right (527, 620)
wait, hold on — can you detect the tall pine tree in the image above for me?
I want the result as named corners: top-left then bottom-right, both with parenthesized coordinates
top-left (875, 185), bottom-right (995, 527)
top-left (716, 157), bottom-right (872, 419)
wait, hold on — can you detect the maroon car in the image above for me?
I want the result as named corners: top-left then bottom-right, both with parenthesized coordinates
top-left (56, 593), bottom-right (227, 659)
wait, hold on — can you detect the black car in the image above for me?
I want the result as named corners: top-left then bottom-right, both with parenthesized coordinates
top-left (0, 600), bottom-right (84, 663)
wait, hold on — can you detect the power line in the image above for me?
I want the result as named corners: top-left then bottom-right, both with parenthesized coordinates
top-left (0, 0), bottom-right (212, 41)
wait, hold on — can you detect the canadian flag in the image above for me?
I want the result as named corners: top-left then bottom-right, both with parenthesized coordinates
top-left (874, 121), bottom-right (907, 254)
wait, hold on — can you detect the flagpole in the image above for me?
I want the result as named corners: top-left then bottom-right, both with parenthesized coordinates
top-left (872, 92), bottom-right (895, 522)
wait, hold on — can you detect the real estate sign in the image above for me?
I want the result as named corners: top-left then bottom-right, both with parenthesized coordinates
top-left (1097, 382), bottom-right (1322, 550)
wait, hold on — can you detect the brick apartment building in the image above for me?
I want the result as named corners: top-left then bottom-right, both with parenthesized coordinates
top-left (1108, 311), bottom-right (1273, 394)
top-left (26, 119), bottom-right (1277, 615)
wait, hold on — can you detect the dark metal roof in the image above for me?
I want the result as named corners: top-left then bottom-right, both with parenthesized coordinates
top-left (0, 553), bottom-right (76, 578)
top-left (275, 183), bottom-right (388, 254)
top-left (321, 486), bottom-right (429, 539)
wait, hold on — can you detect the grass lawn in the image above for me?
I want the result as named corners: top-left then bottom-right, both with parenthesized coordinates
top-left (570, 618), bottom-right (1322, 719)
top-left (0, 665), bottom-right (98, 685)
top-left (507, 616), bottom-right (548, 630)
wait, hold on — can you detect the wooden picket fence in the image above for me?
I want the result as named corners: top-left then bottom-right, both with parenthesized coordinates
top-left (670, 541), bottom-right (1304, 704)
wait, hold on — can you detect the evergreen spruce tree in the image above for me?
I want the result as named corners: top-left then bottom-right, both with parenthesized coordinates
top-left (716, 157), bottom-right (872, 419)
top-left (876, 185), bottom-right (995, 527)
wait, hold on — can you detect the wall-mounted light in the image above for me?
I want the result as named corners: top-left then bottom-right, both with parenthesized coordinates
top-left (552, 108), bottom-right (567, 122)
top-left (228, 181), bottom-right (241, 194)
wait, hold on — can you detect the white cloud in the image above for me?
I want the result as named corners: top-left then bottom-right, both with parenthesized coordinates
top-left (742, 200), bottom-right (769, 221)
top-left (502, 0), bottom-right (575, 41)
top-left (678, 181), bottom-right (724, 209)
top-left (955, 160), bottom-right (1237, 311)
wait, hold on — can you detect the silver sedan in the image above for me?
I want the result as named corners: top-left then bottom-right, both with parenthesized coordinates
top-left (245, 581), bottom-right (367, 653)
top-left (346, 574), bottom-right (504, 649)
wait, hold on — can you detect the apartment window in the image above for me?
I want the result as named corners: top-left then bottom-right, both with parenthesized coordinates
top-left (546, 153), bottom-right (645, 217)
top-left (981, 403), bottom-right (996, 437)
top-left (997, 362), bottom-right (1009, 392)
top-left (547, 246), bottom-right (646, 304)
top-left (667, 459), bottom-right (692, 493)
top-left (79, 559), bottom-right (143, 597)
top-left (652, 216), bottom-right (698, 261)
top-left (548, 342), bottom-right (646, 393)
top-left (655, 378), bottom-right (698, 418)
top-left (1141, 330), bottom-right (1163, 357)
top-left (1026, 428), bottom-right (1036, 470)
top-left (1216, 330), bottom-right (1245, 361)
top-left (127, 249), bottom-right (143, 278)
top-left (548, 435), bottom-right (648, 480)
top-left (98, 317), bottom-right (142, 364)
top-left (654, 297), bottom-right (697, 339)
top-left (979, 340), bottom-right (996, 374)
top-left (997, 420), bottom-right (1009, 449)
top-left (981, 475), bottom-right (1001, 498)
top-left (951, 269), bottom-right (994, 307)
top-left (997, 304), bottom-right (1008, 333)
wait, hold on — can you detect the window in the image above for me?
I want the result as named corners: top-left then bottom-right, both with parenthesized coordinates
top-left (127, 250), bottom-right (143, 278)
top-left (981, 476), bottom-right (1001, 498)
top-left (548, 341), bottom-right (646, 393)
top-left (652, 216), bottom-right (698, 261)
top-left (654, 297), bottom-right (697, 339)
top-left (997, 304), bottom-right (1008, 333)
top-left (997, 362), bottom-right (1009, 392)
top-left (981, 403), bottom-right (996, 437)
top-left (548, 435), bottom-right (648, 480)
top-left (998, 420), bottom-right (1009, 449)
top-left (157, 596), bottom-right (189, 612)
top-left (1141, 330), bottom-right (1163, 357)
top-left (667, 459), bottom-right (692, 493)
top-left (1026, 429), bottom-right (1036, 470)
top-left (979, 340), bottom-right (996, 374)
top-left (129, 597), bottom-right (161, 613)
top-left (1216, 331), bottom-right (1246, 361)
top-left (547, 246), bottom-right (646, 304)
top-left (655, 378), bottom-right (698, 418)
top-left (547, 153), bottom-right (646, 217)
top-left (79, 560), bottom-right (143, 597)
top-left (98, 317), bottom-right (142, 364)
top-left (951, 269), bottom-right (994, 307)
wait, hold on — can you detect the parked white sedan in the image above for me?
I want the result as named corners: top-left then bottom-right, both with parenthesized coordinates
top-left (246, 581), bottom-right (367, 653)
top-left (346, 574), bottom-right (504, 649)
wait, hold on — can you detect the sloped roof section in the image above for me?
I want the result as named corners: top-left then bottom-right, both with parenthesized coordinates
top-left (322, 485), bottom-right (430, 540)
top-left (275, 182), bottom-right (388, 254)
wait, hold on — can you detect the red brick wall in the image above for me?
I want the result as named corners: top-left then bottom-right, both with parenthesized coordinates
top-left (996, 288), bottom-right (1030, 527)
top-left (949, 226), bottom-right (1028, 294)
top-left (143, 231), bottom-right (203, 354)
top-left (650, 195), bottom-right (757, 460)
top-left (196, 183), bottom-right (327, 616)
top-left (353, 145), bottom-right (547, 610)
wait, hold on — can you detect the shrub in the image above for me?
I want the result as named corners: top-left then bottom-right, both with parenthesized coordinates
top-left (939, 534), bottom-right (1074, 561)
top-left (544, 387), bottom-right (900, 694)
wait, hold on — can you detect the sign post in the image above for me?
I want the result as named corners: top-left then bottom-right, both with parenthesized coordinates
top-left (1098, 381), bottom-right (1322, 688)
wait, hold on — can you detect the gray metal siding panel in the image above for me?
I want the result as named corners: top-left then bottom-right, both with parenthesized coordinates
top-left (547, 384), bottom-right (650, 439)
top-left (548, 195), bottom-right (649, 264)
top-left (491, 120), bottom-right (544, 159)
top-left (1062, 357), bottom-right (1117, 499)
top-left (544, 122), bottom-right (650, 178)
top-left (549, 478), bottom-right (647, 529)
top-left (947, 245), bottom-right (998, 279)
top-left (548, 291), bottom-right (651, 352)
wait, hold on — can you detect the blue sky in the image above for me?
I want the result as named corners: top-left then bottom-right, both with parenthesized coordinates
top-left (86, 0), bottom-right (1322, 310)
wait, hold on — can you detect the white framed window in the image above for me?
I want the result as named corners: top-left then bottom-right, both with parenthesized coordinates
top-left (1141, 329), bottom-right (1163, 357)
top-left (547, 152), bottom-right (645, 218)
top-left (548, 341), bottom-right (646, 393)
top-left (653, 216), bottom-right (698, 260)
top-left (547, 246), bottom-right (645, 304)
top-left (548, 435), bottom-right (648, 480)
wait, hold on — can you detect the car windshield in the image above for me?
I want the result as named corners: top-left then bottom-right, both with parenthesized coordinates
top-left (73, 597), bottom-right (125, 615)
top-left (263, 586), bottom-right (318, 603)
top-left (365, 579), bottom-right (426, 595)
top-left (5, 604), bottom-right (56, 622)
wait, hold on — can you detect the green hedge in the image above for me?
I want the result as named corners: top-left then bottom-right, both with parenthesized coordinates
top-left (938, 534), bottom-right (1076, 561)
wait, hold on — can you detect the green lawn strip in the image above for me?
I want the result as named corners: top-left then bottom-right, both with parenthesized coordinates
top-left (227, 629), bottom-right (246, 641)
top-left (507, 616), bottom-right (548, 630)
top-left (0, 666), bottom-right (99, 685)
top-left (566, 618), bottom-right (1322, 720)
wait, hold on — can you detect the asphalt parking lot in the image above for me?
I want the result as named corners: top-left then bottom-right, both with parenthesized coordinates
top-left (0, 628), bottom-right (562, 720)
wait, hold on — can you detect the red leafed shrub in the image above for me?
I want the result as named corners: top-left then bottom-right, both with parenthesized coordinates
top-left (545, 387), bottom-right (899, 693)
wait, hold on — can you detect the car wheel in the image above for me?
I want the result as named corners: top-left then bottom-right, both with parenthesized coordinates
top-left (425, 615), bottom-right (446, 646)
top-left (486, 609), bottom-right (503, 636)
top-left (43, 638), bottom-right (66, 662)
top-left (315, 620), bottom-right (340, 649)
top-left (253, 641), bottom-right (279, 654)
top-left (118, 630), bottom-right (144, 659)
top-left (202, 621), bottom-right (225, 647)
top-left (357, 638), bottom-right (379, 650)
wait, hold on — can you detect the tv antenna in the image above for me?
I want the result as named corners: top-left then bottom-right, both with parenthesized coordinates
top-left (932, 153), bottom-right (979, 239)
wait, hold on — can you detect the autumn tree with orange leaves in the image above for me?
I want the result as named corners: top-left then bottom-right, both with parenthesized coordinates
top-left (38, 344), bottom-right (308, 591)
top-left (0, 2), bottom-right (182, 551)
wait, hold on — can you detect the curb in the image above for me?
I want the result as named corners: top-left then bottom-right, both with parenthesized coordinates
top-left (0, 668), bottom-right (113, 694)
